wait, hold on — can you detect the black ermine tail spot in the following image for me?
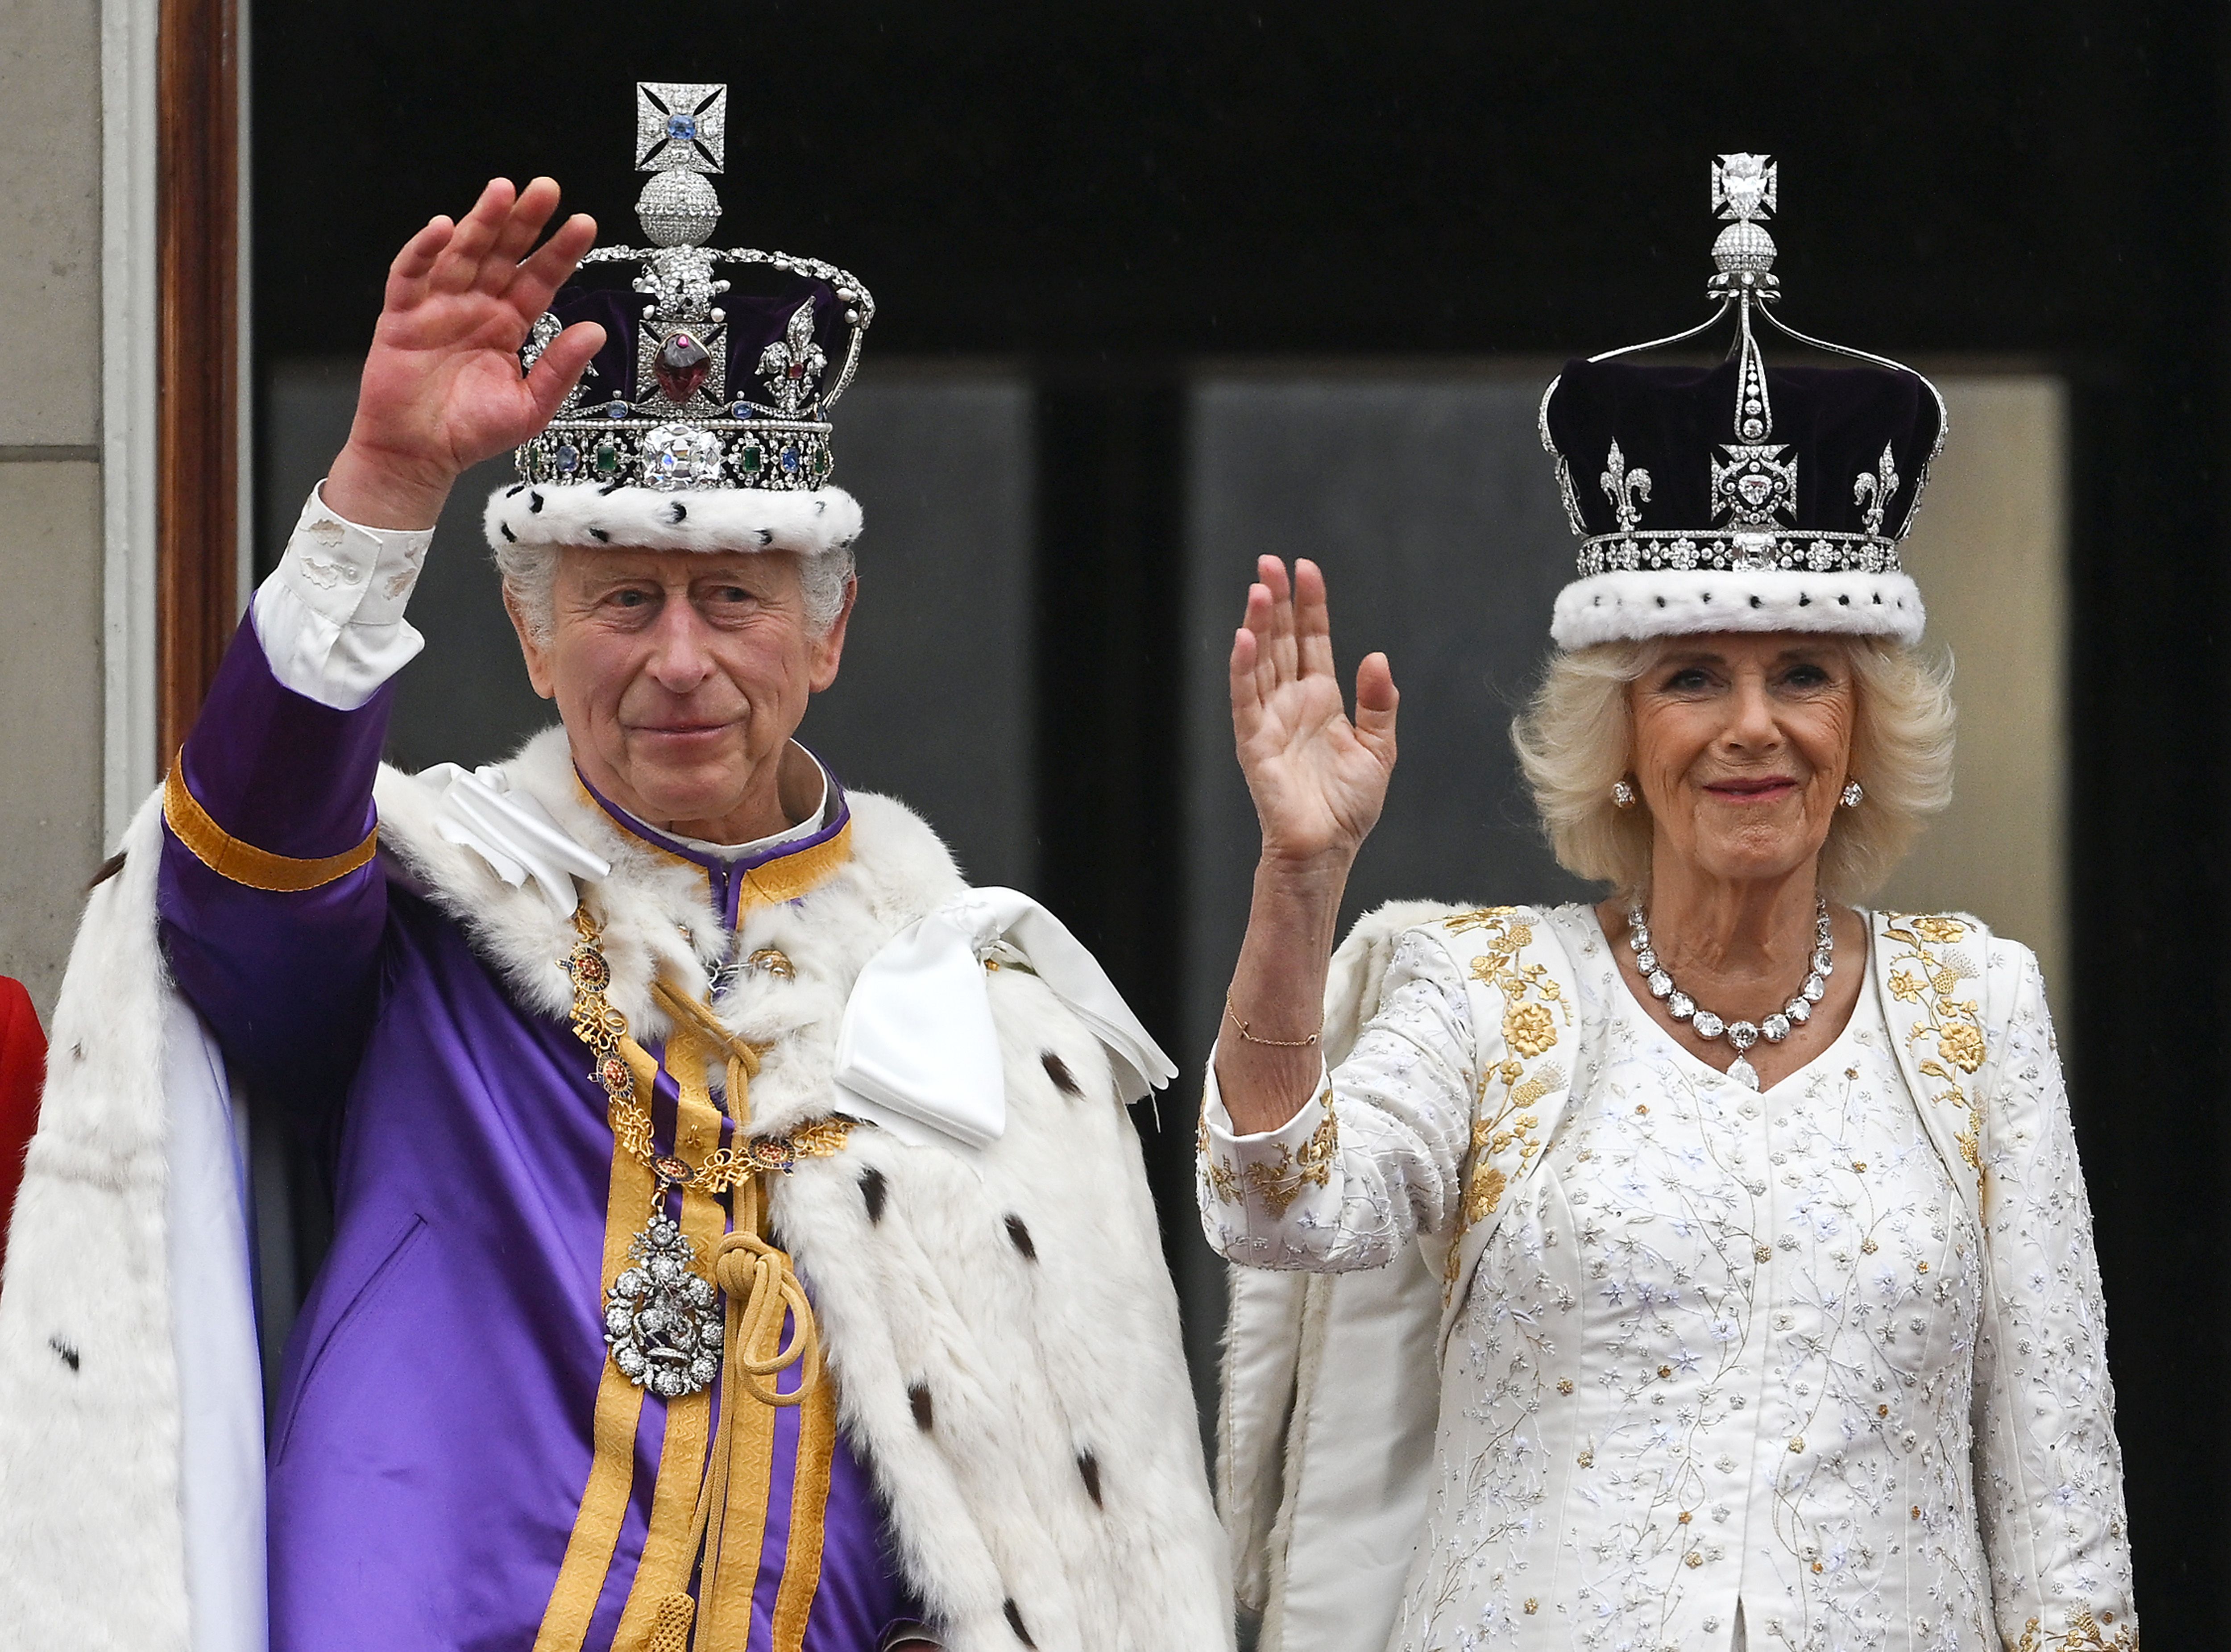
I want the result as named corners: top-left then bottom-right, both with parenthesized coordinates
top-left (669, 501), bottom-right (688, 523)
top-left (908, 1382), bottom-right (933, 1430)
top-left (1003, 1601), bottom-right (1035, 1648)
top-left (588, 527), bottom-right (611, 543)
top-left (500, 522), bottom-right (517, 542)
top-left (1077, 1450), bottom-right (1103, 1507)
top-left (1041, 1051), bottom-right (1080, 1096)
top-left (859, 1166), bottom-right (887, 1224)
top-left (49, 1337), bottom-right (79, 1372)
top-left (528, 490), bottom-right (545, 513)
top-left (1004, 1215), bottom-right (1036, 1261)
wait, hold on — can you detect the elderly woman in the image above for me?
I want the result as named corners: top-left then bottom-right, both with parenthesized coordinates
top-left (1200, 161), bottom-right (2136, 1652)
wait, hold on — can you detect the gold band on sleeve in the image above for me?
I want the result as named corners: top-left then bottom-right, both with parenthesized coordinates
top-left (163, 758), bottom-right (378, 892)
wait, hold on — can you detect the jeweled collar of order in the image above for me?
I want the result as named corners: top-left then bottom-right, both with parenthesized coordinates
top-left (576, 744), bottom-right (852, 929)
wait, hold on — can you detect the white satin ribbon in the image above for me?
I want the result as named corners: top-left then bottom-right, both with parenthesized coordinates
top-left (421, 762), bottom-right (612, 917)
top-left (834, 886), bottom-right (1178, 1153)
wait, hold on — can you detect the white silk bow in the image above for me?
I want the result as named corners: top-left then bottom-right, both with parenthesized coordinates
top-left (421, 762), bottom-right (612, 917)
top-left (834, 887), bottom-right (1177, 1153)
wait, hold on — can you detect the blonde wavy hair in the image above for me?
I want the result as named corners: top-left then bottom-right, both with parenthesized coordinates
top-left (1510, 636), bottom-right (1956, 903)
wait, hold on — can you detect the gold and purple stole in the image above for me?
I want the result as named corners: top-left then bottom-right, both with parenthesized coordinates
top-left (534, 775), bottom-right (858, 1652)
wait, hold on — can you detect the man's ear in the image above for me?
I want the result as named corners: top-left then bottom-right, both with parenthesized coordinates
top-left (502, 583), bottom-right (558, 701)
top-left (807, 573), bottom-right (858, 694)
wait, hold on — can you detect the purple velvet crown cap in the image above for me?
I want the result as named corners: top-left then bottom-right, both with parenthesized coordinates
top-left (549, 272), bottom-right (853, 425)
top-left (1543, 358), bottom-right (1943, 544)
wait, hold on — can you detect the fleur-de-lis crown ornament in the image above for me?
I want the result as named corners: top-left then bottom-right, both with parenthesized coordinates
top-left (504, 82), bottom-right (875, 504)
top-left (1534, 155), bottom-right (1948, 652)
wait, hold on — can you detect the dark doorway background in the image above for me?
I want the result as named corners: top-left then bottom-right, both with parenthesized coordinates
top-left (255, 2), bottom-right (2229, 1633)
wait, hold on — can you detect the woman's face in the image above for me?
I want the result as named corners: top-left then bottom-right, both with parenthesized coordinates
top-left (1628, 633), bottom-right (1858, 888)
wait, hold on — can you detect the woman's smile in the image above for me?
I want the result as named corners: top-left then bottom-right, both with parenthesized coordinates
top-left (1702, 774), bottom-right (1802, 804)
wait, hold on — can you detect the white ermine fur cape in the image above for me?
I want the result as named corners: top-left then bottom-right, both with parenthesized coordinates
top-left (0, 728), bottom-right (1232, 1652)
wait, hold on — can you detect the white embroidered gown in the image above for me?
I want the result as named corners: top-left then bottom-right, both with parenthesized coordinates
top-left (1200, 905), bottom-right (2136, 1652)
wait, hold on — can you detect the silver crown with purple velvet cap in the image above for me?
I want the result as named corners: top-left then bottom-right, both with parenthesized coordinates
top-left (513, 82), bottom-right (875, 495)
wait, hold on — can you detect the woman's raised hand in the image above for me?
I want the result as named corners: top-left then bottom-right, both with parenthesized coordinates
top-left (325, 177), bottom-right (605, 530)
top-left (1230, 556), bottom-right (1398, 871)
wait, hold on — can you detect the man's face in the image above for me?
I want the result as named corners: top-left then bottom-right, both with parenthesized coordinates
top-left (507, 546), bottom-right (852, 841)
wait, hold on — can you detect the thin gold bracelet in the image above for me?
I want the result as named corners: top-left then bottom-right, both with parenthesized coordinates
top-left (1224, 991), bottom-right (1321, 1049)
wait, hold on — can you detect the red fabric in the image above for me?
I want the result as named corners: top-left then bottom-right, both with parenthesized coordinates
top-left (0, 977), bottom-right (47, 1271)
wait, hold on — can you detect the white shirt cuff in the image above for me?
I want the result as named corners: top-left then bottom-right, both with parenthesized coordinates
top-left (252, 481), bottom-right (431, 711)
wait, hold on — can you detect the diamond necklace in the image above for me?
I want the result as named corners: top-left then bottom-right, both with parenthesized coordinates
top-left (1624, 895), bottom-right (1832, 1091)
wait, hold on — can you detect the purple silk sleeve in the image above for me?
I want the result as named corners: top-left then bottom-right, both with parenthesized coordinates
top-left (158, 614), bottom-right (395, 1089)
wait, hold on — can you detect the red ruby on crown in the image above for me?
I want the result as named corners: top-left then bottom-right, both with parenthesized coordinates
top-left (655, 331), bottom-right (712, 405)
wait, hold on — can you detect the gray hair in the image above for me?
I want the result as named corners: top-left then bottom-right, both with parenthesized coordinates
top-left (492, 541), bottom-right (857, 646)
top-left (1509, 635), bottom-right (1956, 903)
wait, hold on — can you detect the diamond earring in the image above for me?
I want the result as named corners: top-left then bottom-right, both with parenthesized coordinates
top-left (1841, 780), bottom-right (1864, 808)
top-left (1611, 778), bottom-right (1638, 810)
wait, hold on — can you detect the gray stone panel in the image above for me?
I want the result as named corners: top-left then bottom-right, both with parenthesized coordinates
top-left (259, 361), bottom-right (1035, 888)
top-left (0, 462), bottom-right (105, 1016)
top-left (0, 0), bottom-right (100, 446)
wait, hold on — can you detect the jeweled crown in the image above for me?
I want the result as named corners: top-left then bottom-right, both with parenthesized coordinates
top-left (514, 82), bottom-right (875, 494)
top-left (1539, 155), bottom-right (1946, 581)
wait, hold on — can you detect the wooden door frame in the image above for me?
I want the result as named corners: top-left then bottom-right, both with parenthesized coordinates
top-left (156, 0), bottom-right (241, 761)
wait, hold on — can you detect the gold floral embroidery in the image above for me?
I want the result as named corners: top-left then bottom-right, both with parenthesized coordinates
top-left (1881, 913), bottom-right (1989, 1173)
top-left (1502, 1001), bottom-right (1559, 1058)
top-left (2008, 1607), bottom-right (2138, 1652)
top-left (1240, 1096), bottom-right (1339, 1217)
top-left (1198, 1110), bottom-right (1245, 1206)
top-left (1438, 909), bottom-right (1568, 1290)
top-left (1466, 1166), bottom-right (1508, 1224)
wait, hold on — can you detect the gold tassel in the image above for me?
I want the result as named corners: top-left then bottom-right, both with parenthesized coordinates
top-left (645, 1594), bottom-right (695, 1652)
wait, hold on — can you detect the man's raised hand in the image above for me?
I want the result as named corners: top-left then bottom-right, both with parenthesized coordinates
top-left (325, 178), bottom-right (604, 530)
top-left (1229, 556), bottom-right (1399, 872)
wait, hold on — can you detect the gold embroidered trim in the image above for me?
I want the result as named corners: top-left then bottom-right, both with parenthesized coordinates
top-left (1440, 908), bottom-right (1568, 1289)
top-left (531, 1111), bottom-right (659, 1652)
top-left (1198, 1109), bottom-right (1243, 1206)
top-left (767, 1356), bottom-right (840, 1650)
top-left (2008, 1607), bottom-right (2138, 1651)
top-left (163, 757), bottom-right (378, 892)
top-left (737, 821), bottom-right (853, 909)
top-left (1234, 1095), bottom-right (1339, 1217)
top-left (1881, 913), bottom-right (1987, 1174)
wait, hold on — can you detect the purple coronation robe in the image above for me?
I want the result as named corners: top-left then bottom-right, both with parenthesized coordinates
top-left (158, 618), bottom-right (915, 1652)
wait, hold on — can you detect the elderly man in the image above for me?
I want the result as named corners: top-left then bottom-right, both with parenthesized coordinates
top-left (0, 86), bottom-right (1227, 1652)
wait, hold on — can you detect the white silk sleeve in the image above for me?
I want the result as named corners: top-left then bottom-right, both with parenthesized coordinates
top-left (250, 483), bottom-right (432, 710)
top-left (1970, 943), bottom-right (2140, 1649)
top-left (1197, 930), bottom-right (1479, 1272)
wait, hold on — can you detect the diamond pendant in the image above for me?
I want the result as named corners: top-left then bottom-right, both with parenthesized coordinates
top-left (602, 1208), bottom-right (724, 1398)
top-left (1728, 1054), bottom-right (1761, 1091)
